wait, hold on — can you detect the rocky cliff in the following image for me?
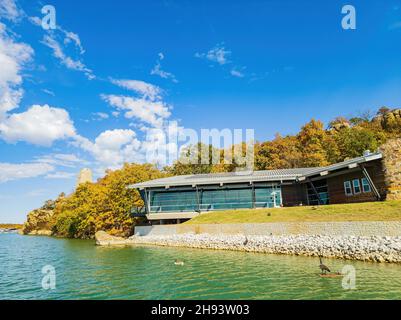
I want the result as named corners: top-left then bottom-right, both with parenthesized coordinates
top-left (373, 108), bottom-right (401, 132)
top-left (21, 200), bottom-right (56, 235)
top-left (380, 138), bottom-right (401, 201)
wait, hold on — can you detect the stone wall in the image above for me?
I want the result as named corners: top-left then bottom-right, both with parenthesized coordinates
top-left (135, 221), bottom-right (401, 237)
top-left (380, 138), bottom-right (401, 200)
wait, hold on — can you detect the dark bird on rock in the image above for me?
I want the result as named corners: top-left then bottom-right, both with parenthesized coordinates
top-left (319, 256), bottom-right (331, 274)
top-left (243, 236), bottom-right (249, 246)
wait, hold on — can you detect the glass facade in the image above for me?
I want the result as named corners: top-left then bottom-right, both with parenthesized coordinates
top-left (307, 180), bottom-right (329, 205)
top-left (149, 185), bottom-right (282, 213)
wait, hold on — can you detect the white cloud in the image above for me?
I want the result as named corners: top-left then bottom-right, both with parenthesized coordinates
top-left (92, 112), bottom-right (109, 120)
top-left (74, 126), bottom-right (179, 171)
top-left (110, 78), bottom-right (161, 101)
top-left (62, 30), bottom-right (85, 54)
top-left (45, 171), bottom-right (75, 179)
top-left (30, 14), bottom-right (86, 55)
top-left (0, 0), bottom-right (23, 22)
top-left (0, 162), bottom-right (54, 183)
top-left (101, 94), bottom-right (171, 128)
top-left (75, 129), bottom-right (142, 170)
top-left (0, 104), bottom-right (76, 146)
top-left (42, 88), bottom-right (55, 96)
top-left (28, 16), bottom-right (41, 26)
top-left (104, 78), bottom-right (171, 128)
top-left (35, 153), bottom-right (86, 168)
top-left (150, 52), bottom-right (178, 83)
top-left (140, 126), bottom-right (179, 166)
top-left (0, 22), bottom-right (33, 115)
top-left (230, 68), bottom-right (245, 78)
top-left (195, 44), bottom-right (231, 65)
top-left (41, 35), bottom-right (94, 80)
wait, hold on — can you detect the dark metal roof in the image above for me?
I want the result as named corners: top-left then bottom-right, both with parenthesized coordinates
top-left (130, 152), bottom-right (382, 189)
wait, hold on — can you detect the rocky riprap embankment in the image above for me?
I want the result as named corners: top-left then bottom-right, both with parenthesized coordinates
top-left (95, 232), bottom-right (401, 263)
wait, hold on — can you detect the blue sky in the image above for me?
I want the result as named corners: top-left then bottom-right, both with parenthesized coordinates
top-left (1, 0), bottom-right (401, 223)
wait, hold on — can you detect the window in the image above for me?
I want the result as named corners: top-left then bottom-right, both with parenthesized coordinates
top-left (307, 180), bottom-right (329, 205)
top-left (361, 178), bottom-right (371, 193)
top-left (344, 181), bottom-right (353, 196)
top-left (150, 186), bottom-right (283, 212)
top-left (353, 179), bottom-right (361, 194)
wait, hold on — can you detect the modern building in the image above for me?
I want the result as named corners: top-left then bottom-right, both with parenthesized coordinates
top-left (131, 151), bottom-right (387, 224)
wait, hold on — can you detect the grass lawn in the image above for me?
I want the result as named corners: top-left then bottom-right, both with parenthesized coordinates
top-left (185, 201), bottom-right (401, 224)
top-left (0, 224), bottom-right (23, 229)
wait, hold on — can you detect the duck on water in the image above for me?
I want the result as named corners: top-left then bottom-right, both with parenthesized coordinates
top-left (319, 256), bottom-right (342, 278)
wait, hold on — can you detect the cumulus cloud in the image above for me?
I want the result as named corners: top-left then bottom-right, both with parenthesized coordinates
top-left (0, 104), bottom-right (76, 146)
top-left (140, 126), bottom-right (180, 166)
top-left (41, 35), bottom-right (94, 80)
top-left (102, 78), bottom-right (172, 128)
top-left (74, 129), bottom-right (142, 170)
top-left (0, 22), bottom-right (33, 116)
top-left (101, 94), bottom-right (171, 128)
top-left (0, 162), bottom-right (54, 183)
top-left (195, 43), bottom-right (231, 65)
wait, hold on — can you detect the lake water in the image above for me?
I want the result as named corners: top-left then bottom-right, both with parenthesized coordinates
top-left (1, 233), bottom-right (401, 300)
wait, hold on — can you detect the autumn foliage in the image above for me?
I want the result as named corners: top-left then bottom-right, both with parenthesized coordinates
top-left (50, 163), bottom-right (166, 238)
top-left (28, 107), bottom-right (400, 239)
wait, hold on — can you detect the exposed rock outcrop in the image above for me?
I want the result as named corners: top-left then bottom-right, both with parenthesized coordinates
top-left (21, 200), bottom-right (56, 235)
top-left (27, 229), bottom-right (53, 236)
top-left (95, 231), bottom-right (129, 246)
top-left (380, 138), bottom-right (401, 200)
top-left (373, 108), bottom-right (401, 132)
top-left (328, 117), bottom-right (351, 132)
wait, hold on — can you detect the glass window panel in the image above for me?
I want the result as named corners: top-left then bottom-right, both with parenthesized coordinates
top-left (353, 179), bottom-right (361, 194)
top-left (344, 181), bottom-right (353, 196)
top-left (150, 185), bottom-right (282, 212)
top-left (361, 178), bottom-right (371, 193)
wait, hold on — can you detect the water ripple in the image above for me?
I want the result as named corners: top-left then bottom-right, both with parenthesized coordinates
top-left (1, 234), bottom-right (401, 299)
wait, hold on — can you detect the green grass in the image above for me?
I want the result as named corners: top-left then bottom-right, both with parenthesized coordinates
top-left (0, 224), bottom-right (23, 229)
top-left (185, 201), bottom-right (401, 224)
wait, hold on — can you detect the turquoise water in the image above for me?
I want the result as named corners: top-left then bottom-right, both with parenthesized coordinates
top-left (1, 233), bottom-right (401, 300)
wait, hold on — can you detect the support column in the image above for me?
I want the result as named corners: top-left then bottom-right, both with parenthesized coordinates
top-left (195, 186), bottom-right (201, 213)
top-left (308, 180), bottom-right (322, 205)
top-left (251, 183), bottom-right (256, 208)
top-left (143, 188), bottom-right (150, 214)
top-left (360, 165), bottom-right (381, 200)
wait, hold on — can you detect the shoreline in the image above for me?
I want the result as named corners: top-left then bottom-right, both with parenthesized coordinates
top-left (95, 232), bottom-right (401, 263)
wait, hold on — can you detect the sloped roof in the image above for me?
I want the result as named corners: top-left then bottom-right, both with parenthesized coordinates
top-left (130, 152), bottom-right (383, 189)
top-left (301, 152), bottom-right (382, 178)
